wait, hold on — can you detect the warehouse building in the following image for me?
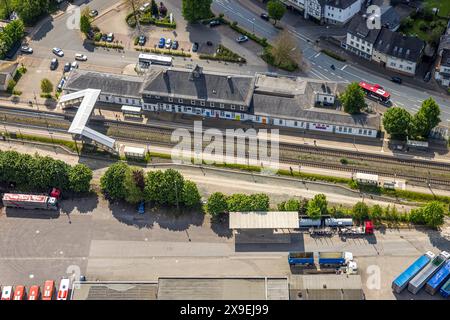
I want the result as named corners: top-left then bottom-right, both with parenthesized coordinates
top-left (62, 66), bottom-right (380, 138)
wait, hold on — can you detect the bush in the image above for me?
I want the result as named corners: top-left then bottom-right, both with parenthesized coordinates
top-left (6, 79), bottom-right (16, 94)
top-left (94, 32), bottom-right (102, 41)
top-left (206, 192), bottom-right (228, 216)
top-left (199, 45), bottom-right (246, 63)
top-left (261, 46), bottom-right (298, 71)
top-left (135, 47), bottom-right (191, 57)
top-left (94, 42), bottom-right (124, 49)
top-left (182, 180), bottom-right (201, 208)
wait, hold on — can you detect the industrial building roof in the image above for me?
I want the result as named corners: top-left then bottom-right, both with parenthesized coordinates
top-left (60, 89), bottom-right (116, 150)
top-left (157, 277), bottom-right (289, 300)
top-left (229, 211), bottom-right (299, 229)
top-left (71, 282), bottom-right (158, 300)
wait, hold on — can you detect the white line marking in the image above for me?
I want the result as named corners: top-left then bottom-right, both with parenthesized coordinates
top-left (314, 52), bottom-right (321, 58)
top-left (341, 65), bottom-right (348, 70)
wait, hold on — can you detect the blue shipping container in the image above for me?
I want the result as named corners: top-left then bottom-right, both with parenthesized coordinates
top-left (425, 260), bottom-right (450, 295)
top-left (392, 253), bottom-right (433, 294)
top-left (440, 278), bottom-right (450, 298)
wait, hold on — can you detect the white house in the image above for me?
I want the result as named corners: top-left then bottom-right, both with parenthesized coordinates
top-left (345, 15), bottom-right (381, 59)
top-left (435, 49), bottom-right (450, 86)
top-left (324, 0), bottom-right (362, 25)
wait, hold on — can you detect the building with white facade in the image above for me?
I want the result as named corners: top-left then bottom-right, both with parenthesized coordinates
top-left (345, 15), bottom-right (381, 59)
top-left (372, 28), bottom-right (425, 76)
top-left (62, 67), bottom-right (380, 138)
top-left (435, 49), bottom-right (450, 87)
top-left (324, 0), bottom-right (362, 25)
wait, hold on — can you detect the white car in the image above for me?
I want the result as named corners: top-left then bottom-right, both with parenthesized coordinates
top-left (139, 2), bottom-right (150, 12)
top-left (70, 61), bottom-right (78, 70)
top-left (21, 46), bottom-right (33, 54)
top-left (165, 38), bottom-right (172, 49)
top-left (75, 53), bottom-right (87, 61)
top-left (52, 47), bottom-right (64, 57)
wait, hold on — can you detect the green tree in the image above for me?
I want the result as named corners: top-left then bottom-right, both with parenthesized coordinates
top-left (162, 169), bottom-right (184, 206)
top-left (277, 201), bottom-right (286, 211)
top-left (6, 79), bottom-right (15, 93)
top-left (411, 98), bottom-right (441, 139)
top-left (269, 30), bottom-right (302, 69)
top-left (144, 170), bottom-right (165, 203)
top-left (267, 0), bottom-right (286, 25)
top-left (181, 0), bottom-right (213, 23)
top-left (306, 194), bottom-right (328, 219)
top-left (352, 201), bottom-right (369, 222)
top-left (382, 107), bottom-right (412, 139)
top-left (14, 0), bottom-right (50, 25)
top-left (206, 192), bottom-right (228, 217)
top-left (249, 193), bottom-right (270, 211)
top-left (151, 0), bottom-right (159, 16)
top-left (124, 167), bottom-right (145, 204)
top-left (40, 78), bottom-right (53, 94)
top-left (421, 201), bottom-right (446, 228)
top-left (100, 162), bottom-right (129, 200)
top-left (68, 164), bottom-right (92, 193)
top-left (408, 208), bottom-right (425, 225)
top-left (29, 155), bottom-right (70, 191)
top-left (3, 19), bottom-right (25, 42)
top-left (182, 180), bottom-right (201, 208)
top-left (0, 150), bottom-right (32, 188)
top-left (227, 193), bottom-right (253, 212)
top-left (340, 82), bottom-right (366, 114)
top-left (284, 198), bottom-right (300, 211)
top-left (369, 204), bottom-right (383, 225)
top-left (80, 14), bottom-right (91, 34)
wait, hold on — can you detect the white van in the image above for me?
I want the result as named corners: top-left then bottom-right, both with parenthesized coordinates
top-left (1, 286), bottom-right (13, 300)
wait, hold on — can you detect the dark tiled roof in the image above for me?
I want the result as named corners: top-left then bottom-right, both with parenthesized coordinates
top-left (326, 0), bottom-right (360, 10)
top-left (64, 70), bottom-right (144, 98)
top-left (252, 93), bottom-right (380, 129)
top-left (374, 28), bottom-right (424, 62)
top-left (380, 6), bottom-right (400, 30)
top-left (141, 66), bottom-right (255, 106)
top-left (347, 15), bottom-right (381, 44)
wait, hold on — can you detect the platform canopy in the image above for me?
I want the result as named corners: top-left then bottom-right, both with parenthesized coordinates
top-left (60, 89), bottom-right (116, 150)
top-left (229, 211), bottom-right (299, 229)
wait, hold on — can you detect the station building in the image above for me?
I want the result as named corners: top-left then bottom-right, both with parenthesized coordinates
top-left (62, 65), bottom-right (380, 138)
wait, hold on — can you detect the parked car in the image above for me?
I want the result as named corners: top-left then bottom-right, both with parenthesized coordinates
top-left (57, 278), bottom-right (70, 300)
top-left (106, 33), bottom-right (114, 42)
top-left (75, 53), bottom-right (87, 61)
top-left (192, 42), bottom-right (199, 52)
top-left (1, 286), bottom-right (13, 300)
top-left (236, 35), bottom-right (248, 43)
top-left (138, 35), bottom-right (146, 46)
top-left (138, 201), bottom-right (145, 214)
top-left (101, 33), bottom-right (107, 41)
top-left (165, 38), bottom-right (172, 49)
top-left (20, 46), bottom-right (33, 54)
top-left (13, 286), bottom-right (25, 300)
top-left (71, 61), bottom-right (78, 70)
top-left (28, 286), bottom-right (40, 300)
top-left (139, 2), bottom-right (151, 12)
top-left (50, 58), bottom-right (58, 70)
top-left (63, 62), bottom-right (71, 72)
top-left (57, 77), bottom-right (66, 91)
top-left (206, 41), bottom-right (213, 46)
top-left (79, 275), bottom-right (87, 282)
top-left (260, 13), bottom-right (269, 21)
top-left (391, 76), bottom-right (402, 84)
top-left (52, 47), bottom-right (64, 57)
top-left (158, 37), bottom-right (165, 48)
top-left (171, 40), bottom-right (179, 50)
top-left (89, 10), bottom-right (98, 17)
top-left (209, 20), bottom-right (220, 27)
top-left (424, 71), bottom-right (431, 82)
top-left (330, 64), bottom-right (336, 70)
top-left (42, 280), bottom-right (55, 300)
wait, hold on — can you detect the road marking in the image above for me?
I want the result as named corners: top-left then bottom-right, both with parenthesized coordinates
top-left (341, 65), bottom-right (348, 71)
top-left (311, 68), bottom-right (331, 81)
top-left (318, 65), bottom-right (323, 69)
top-left (311, 61), bottom-right (316, 65)
top-left (314, 52), bottom-right (321, 58)
top-left (331, 72), bottom-right (336, 76)
top-left (396, 102), bottom-right (405, 107)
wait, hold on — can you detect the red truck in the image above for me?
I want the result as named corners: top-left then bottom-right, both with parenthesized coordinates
top-left (338, 220), bottom-right (374, 236)
top-left (2, 188), bottom-right (61, 211)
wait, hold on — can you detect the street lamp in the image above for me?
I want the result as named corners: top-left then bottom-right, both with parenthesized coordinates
top-left (252, 18), bottom-right (255, 34)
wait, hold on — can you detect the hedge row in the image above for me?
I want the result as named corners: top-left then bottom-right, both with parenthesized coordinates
top-left (93, 41), bottom-right (124, 49)
top-left (320, 49), bottom-right (346, 62)
top-left (135, 47), bottom-right (191, 57)
top-left (199, 45), bottom-right (246, 63)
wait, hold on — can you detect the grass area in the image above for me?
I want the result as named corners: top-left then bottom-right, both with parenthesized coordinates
top-left (199, 45), bottom-right (246, 63)
top-left (399, 9), bottom-right (448, 44)
top-left (5, 132), bottom-right (79, 152)
top-left (261, 46), bottom-right (298, 72)
top-left (126, 12), bottom-right (176, 29)
top-left (424, 0), bottom-right (450, 17)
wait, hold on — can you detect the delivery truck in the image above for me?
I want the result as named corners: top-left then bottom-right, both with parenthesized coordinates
top-left (2, 188), bottom-right (61, 211)
top-left (288, 252), bottom-right (314, 266)
top-left (318, 252), bottom-right (353, 266)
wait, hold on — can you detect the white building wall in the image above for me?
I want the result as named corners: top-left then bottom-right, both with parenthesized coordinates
top-left (345, 32), bottom-right (373, 59)
top-left (325, 0), bottom-right (361, 24)
top-left (386, 56), bottom-right (417, 75)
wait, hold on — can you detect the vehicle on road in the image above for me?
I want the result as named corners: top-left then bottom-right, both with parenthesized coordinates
top-left (106, 33), bottom-right (114, 42)
top-left (358, 81), bottom-right (391, 105)
top-left (192, 42), bottom-right (199, 52)
top-left (138, 53), bottom-right (173, 66)
top-left (318, 252), bottom-right (353, 266)
top-left (57, 278), bottom-right (70, 300)
top-left (28, 286), bottom-right (40, 300)
top-left (206, 41), bottom-right (213, 46)
top-left (408, 251), bottom-right (450, 294)
top-left (171, 40), bottom-right (179, 50)
top-left (21, 46), bottom-right (33, 54)
top-left (425, 260), bottom-right (450, 295)
top-left (391, 76), bottom-right (402, 84)
top-left (75, 53), bottom-right (87, 61)
top-left (209, 20), bottom-right (221, 27)
top-left (423, 71), bottom-right (431, 82)
top-left (2, 188), bottom-right (61, 210)
top-left (63, 62), bottom-right (71, 72)
top-left (89, 10), bottom-right (98, 17)
top-left (1, 286), bottom-right (13, 300)
top-left (42, 280), bottom-right (55, 300)
top-left (288, 252), bottom-right (314, 266)
top-left (70, 61), bottom-right (78, 70)
top-left (158, 37), bottom-right (165, 48)
top-left (138, 201), bottom-right (145, 214)
top-left (50, 58), bottom-right (58, 70)
top-left (165, 38), bottom-right (172, 49)
top-left (138, 35), bottom-right (146, 46)
top-left (260, 13), bottom-right (269, 21)
top-left (52, 47), bottom-right (64, 57)
top-left (236, 35), bottom-right (249, 43)
top-left (330, 64), bottom-right (335, 70)
top-left (13, 286), bottom-right (25, 300)
top-left (392, 251), bottom-right (435, 294)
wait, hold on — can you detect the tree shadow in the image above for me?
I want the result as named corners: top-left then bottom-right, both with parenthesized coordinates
top-left (210, 213), bottom-right (233, 238)
top-left (60, 193), bottom-right (99, 215)
top-left (5, 208), bottom-right (60, 219)
top-left (31, 17), bottom-right (54, 42)
top-left (234, 233), bottom-right (306, 252)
